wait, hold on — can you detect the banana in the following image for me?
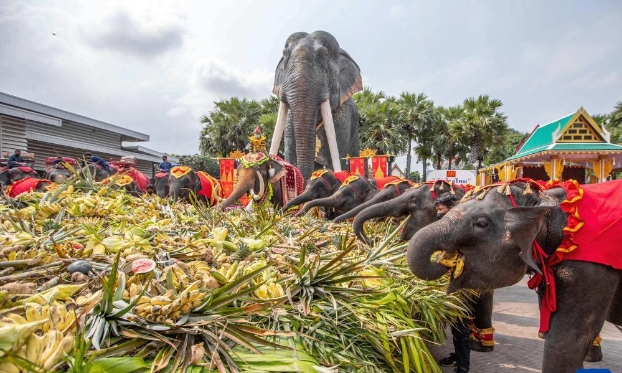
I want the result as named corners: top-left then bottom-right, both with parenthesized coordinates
top-left (160, 304), bottom-right (172, 316)
top-left (42, 333), bottom-right (74, 370)
top-left (25, 306), bottom-right (42, 323)
top-left (210, 270), bottom-right (228, 285)
top-left (150, 296), bottom-right (172, 306)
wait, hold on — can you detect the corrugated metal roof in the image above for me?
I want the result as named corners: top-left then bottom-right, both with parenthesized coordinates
top-left (0, 92), bottom-right (149, 141)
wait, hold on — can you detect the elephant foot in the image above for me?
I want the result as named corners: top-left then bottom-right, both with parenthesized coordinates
top-left (470, 325), bottom-right (495, 352)
top-left (584, 336), bottom-right (603, 362)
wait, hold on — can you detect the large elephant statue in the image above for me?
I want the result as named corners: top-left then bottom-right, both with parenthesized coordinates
top-left (332, 178), bottom-right (415, 223)
top-left (169, 166), bottom-right (221, 205)
top-left (219, 152), bottom-right (303, 210)
top-left (269, 31), bottom-right (363, 181)
top-left (147, 172), bottom-right (170, 198)
top-left (406, 179), bottom-right (622, 373)
top-left (281, 169), bottom-right (350, 212)
top-left (298, 175), bottom-right (377, 217)
top-left (0, 167), bottom-right (41, 187)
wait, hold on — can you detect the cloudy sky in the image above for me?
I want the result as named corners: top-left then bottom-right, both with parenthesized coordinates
top-left (1, 1), bottom-right (621, 171)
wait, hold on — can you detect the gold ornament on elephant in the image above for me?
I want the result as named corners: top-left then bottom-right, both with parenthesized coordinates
top-left (249, 126), bottom-right (267, 153)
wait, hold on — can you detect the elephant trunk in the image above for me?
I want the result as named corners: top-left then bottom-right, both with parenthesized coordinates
top-left (333, 189), bottom-right (393, 223)
top-left (220, 171), bottom-right (255, 210)
top-left (289, 101), bottom-right (320, 182)
top-left (352, 198), bottom-right (409, 245)
top-left (406, 221), bottom-right (454, 281)
top-left (299, 194), bottom-right (343, 215)
top-left (282, 189), bottom-right (317, 212)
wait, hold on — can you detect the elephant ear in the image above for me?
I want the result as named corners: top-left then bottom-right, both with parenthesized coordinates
top-left (504, 206), bottom-right (554, 273)
top-left (268, 159), bottom-right (286, 184)
top-left (337, 49), bottom-right (363, 106)
top-left (0, 171), bottom-right (8, 187)
top-left (273, 32), bottom-right (310, 97)
top-left (191, 171), bottom-right (202, 192)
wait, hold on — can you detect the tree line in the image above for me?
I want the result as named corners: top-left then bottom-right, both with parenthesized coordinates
top-left (195, 91), bottom-right (622, 181)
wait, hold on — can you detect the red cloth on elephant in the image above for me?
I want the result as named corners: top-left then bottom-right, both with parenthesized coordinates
top-left (5, 177), bottom-right (49, 197)
top-left (551, 179), bottom-right (622, 269)
top-left (116, 168), bottom-right (149, 192)
top-left (374, 176), bottom-right (400, 189)
top-left (270, 155), bottom-right (304, 207)
top-left (333, 171), bottom-right (350, 183)
top-left (528, 179), bottom-right (622, 333)
top-left (196, 171), bottom-right (221, 205)
top-left (155, 172), bottom-right (168, 179)
top-left (17, 166), bottom-right (34, 173)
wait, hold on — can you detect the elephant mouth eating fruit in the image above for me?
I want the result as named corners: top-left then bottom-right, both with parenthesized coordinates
top-left (430, 250), bottom-right (465, 279)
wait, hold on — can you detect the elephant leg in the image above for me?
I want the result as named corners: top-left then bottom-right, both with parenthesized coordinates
top-left (584, 335), bottom-right (603, 362)
top-left (541, 262), bottom-right (620, 373)
top-left (470, 291), bottom-right (495, 352)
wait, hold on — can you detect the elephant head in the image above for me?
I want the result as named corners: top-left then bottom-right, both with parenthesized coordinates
top-left (332, 178), bottom-right (414, 223)
top-left (219, 153), bottom-right (288, 210)
top-left (406, 180), bottom-right (562, 293)
top-left (351, 181), bottom-right (466, 245)
top-left (281, 169), bottom-right (349, 212)
top-left (148, 173), bottom-right (170, 198)
top-left (168, 166), bottom-right (202, 201)
top-left (45, 168), bottom-right (71, 183)
top-left (299, 176), bottom-right (377, 217)
top-left (269, 31), bottom-right (363, 181)
top-left (77, 164), bottom-right (113, 182)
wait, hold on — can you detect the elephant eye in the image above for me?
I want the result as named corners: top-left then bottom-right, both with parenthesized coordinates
top-left (474, 218), bottom-right (489, 229)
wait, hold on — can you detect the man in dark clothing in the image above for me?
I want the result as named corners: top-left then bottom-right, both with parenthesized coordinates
top-left (158, 156), bottom-right (173, 173)
top-left (85, 153), bottom-right (111, 173)
top-left (436, 193), bottom-right (471, 373)
top-left (7, 149), bottom-right (25, 169)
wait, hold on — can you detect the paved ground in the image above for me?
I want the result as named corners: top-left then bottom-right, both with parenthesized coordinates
top-left (428, 277), bottom-right (622, 373)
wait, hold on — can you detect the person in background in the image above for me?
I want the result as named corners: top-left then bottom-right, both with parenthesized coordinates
top-left (53, 156), bottom-right (65, 168)
top-left (85, 152), bottom-right (111, 173)
top-left (7, 149), bottom-right (25, 169)
top-left (436, 193), bottom-right (471, 373)
top-left (158, 155), bottom-right (173, 173)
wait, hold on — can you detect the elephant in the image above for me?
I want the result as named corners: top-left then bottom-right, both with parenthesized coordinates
top-left (350, 181), bottom-right (467, 245)
top-left (45, 168), bottom-right (72, 183)
top-left (281, 169), bottom-right (350, 212)
top-left (168, 166), bottom-right (221, 205)
top-left (0, 167), bottom-right (41, 187)
top-left (147, 172), bottom-right (170, 198)
top-left (77, 164), bottom-right (115, 182)
top-left (4, 177), bottom-right (53, 198)
top-left (268, 31), bottom-right (363, 182)
top-left (219, 152), bottom-right (303, 210)
top-left (332, 178), bottom-right (415, 223)
top-left (298, 175), bottom-right (377, 217)
top-left (102, 174), bottom-right (143, 197)
top-left (406, 179), bottom-right (622, 373)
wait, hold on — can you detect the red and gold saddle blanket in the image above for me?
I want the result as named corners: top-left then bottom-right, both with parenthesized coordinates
top-left (549, 179), bottom-right (622, 270)
top-left (155, 172), bottom-right (169, 179)
top-left (196, 171), bottom-right (221, 205)
top-left (271, 156), bottom-right (304, 207)
top-left (5, 177), bottom-right (50, 197)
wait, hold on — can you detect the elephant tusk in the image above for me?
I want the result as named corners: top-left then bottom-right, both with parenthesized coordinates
top-left (269, 101), bottom-right (289, 156)
top-left (320, 99), bottom-right (341, 172)
top-left (253, 171), bottom-right (265, 201)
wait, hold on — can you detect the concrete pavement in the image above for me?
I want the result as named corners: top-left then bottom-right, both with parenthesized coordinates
top-left (429, 277), bottom-right (622, 373)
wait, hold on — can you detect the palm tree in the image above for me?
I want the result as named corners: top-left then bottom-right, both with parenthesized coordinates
top-left (358, 97), bottom-right (406, 155)
top-left (397, 92), bottom-right (434, 179)
top-left (444, 105), bottom-right (469, 170)
top-left (608, 101), bottom-right (622, 144)
top-left (200, 97), bottom-right (278, 157)
top-left (460, 95), bottom-right (508, 169)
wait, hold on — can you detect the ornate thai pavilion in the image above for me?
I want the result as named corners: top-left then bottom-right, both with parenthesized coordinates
top-left (478, 107), bottom-right (622, 185)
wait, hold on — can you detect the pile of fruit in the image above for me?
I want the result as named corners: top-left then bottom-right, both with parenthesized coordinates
top-left (0, 179), bottom-right (467, 373)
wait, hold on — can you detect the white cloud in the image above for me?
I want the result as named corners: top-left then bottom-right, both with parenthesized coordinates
top-left (389, 5), bottom-right (405, 20)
